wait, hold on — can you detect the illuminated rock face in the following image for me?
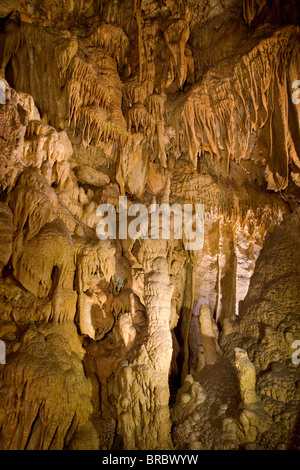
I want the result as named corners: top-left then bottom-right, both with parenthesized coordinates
top-left (0, 0), bottom-right (299, 450)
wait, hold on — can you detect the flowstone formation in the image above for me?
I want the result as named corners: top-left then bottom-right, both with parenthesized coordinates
top-left (0, 0), bottom-right (299, 450)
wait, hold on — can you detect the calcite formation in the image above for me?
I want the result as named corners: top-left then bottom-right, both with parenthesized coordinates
top-left (0, 0), bottom-right (299, 451)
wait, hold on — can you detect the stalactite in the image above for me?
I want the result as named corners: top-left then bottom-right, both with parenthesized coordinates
top-left (198, 304), bottom-right (217, 365)
top-left (243, 0), bottom-right (267, 26)
top-left (164, 20), bottom-right (190, 88)
top-left (147, 93), bottom-right (167, 167)
top-left (88, 23), bottom-right (129, 67)
top-left (127, 104), bottom-right (155, 141)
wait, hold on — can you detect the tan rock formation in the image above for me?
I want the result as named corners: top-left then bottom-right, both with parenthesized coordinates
top-left (0, 0), bottom-right (299, 452)
top-left (235, 347), bottom-right (258, 405)
top-left (198, 304), bottom-right (217, 366)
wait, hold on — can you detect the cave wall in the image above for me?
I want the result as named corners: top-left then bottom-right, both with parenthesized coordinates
top-left (0, 0), bottom-right (299, 450)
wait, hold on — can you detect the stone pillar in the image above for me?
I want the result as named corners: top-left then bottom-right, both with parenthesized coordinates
top-left (116, 242), bottom-right (174, 450)
top-left (198, 304), bottom-right (217, 365)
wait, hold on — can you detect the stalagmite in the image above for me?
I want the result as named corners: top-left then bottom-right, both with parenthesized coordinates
top-left (198, 304), bottom-right (217, 366)
top-left (0, 323), bottom-right (96, 450)
top-left (243, 0), bottom-right (267, 26)
top-left (0, 0), bottom-right (299, 452)
top-left (113, 248), bottom-right (174, 450)
top-left (234, 348), bottom-right (258, 405)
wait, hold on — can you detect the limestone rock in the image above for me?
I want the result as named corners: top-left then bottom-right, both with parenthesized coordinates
top-left (0, 0), bottom-right (299, 452)
top-left (234, 347), bottom-right (258, 405)
top-left (75, 165), bottom-right (110, 187)
top-left (0, 203), bottom-right (13, 272)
